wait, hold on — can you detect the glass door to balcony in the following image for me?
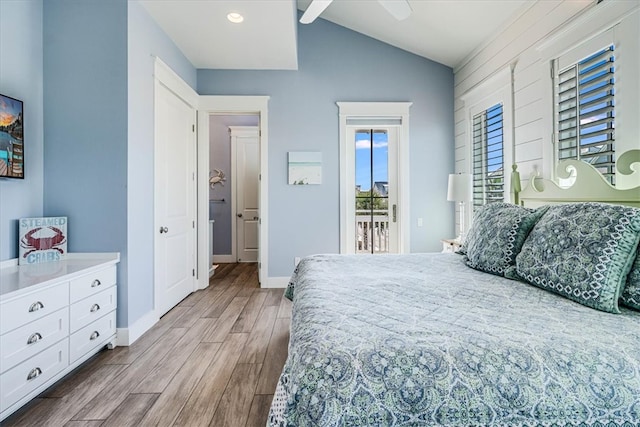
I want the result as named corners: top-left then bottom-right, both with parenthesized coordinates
top-left (354, 128), bottom-right (398, 254)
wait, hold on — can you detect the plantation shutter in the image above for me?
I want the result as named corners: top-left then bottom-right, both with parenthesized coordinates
top-left (472, 103), bottom-right (504, 210)
top-left (555, 45), bottom-right (615, 184)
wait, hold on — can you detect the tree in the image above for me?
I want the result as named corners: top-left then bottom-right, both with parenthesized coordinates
top-left (355, 190), bottom-right (387, 211)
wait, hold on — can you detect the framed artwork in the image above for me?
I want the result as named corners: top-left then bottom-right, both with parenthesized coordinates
top-left (288, 151), bottom-right (322, 185)
top-left (0, 93), bottom-right (24, 179)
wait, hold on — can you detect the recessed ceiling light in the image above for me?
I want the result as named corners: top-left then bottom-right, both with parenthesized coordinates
top-left (227, 12), bottom-right (244, 23)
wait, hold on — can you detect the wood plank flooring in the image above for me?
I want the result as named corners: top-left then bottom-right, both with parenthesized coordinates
top-left (3, 263), bottom-right (290, 427)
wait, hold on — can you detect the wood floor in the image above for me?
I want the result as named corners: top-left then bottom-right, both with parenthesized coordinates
top-left (3, 263), bottom-right (291, 427)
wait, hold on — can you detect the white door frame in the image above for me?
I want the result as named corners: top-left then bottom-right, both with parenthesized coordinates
top-left (337, 102), bottom-right (412, 254)
top-left (153, 58), bottom-right (199, 310)
top-left (197, 97), bottom-right (269, 286)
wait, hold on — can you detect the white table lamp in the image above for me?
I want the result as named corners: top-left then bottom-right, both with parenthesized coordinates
top-left (447, 173), bottom-right (472, 243)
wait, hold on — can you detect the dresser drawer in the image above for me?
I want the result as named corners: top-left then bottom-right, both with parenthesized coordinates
top-left (0, 308), bottom-right (69, 375)
top-left (0, 339), bottom-right (68, 413)
top-left (0, 282), bottom-right (69, 335)
top-left (70, 266), bottom-right (116, 303)
top-left (69, 311), bottom-right (116, 363)
top-left (70, 286), bottom-right (116, 333)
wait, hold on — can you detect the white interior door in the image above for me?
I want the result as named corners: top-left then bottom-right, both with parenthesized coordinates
top-left (154, 81), bottom-right (196, 316)
top-left (231, 126), bottom-right (259, 263)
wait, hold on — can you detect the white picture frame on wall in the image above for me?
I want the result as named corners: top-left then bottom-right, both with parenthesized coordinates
top-left (288, 151), bottom-right (322, 185)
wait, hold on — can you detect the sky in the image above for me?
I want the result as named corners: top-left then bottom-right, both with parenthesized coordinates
top-left (0, 95), bottom-right (22, 127)
top-left (355, 130), bottom-right (388, 191)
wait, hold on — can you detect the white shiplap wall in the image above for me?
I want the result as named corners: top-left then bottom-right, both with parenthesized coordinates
top-left (454, 0), bottom-right (640, 179)
top-left (452, 0), bottom-right (640, 233)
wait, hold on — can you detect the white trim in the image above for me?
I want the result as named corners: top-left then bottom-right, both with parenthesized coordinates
top-left (230, 126), bottom-right (238, 262)
top-left (212, 254), bottom-right (236, 263)
top-left (460, 66), bottom-right (512, 105)
top-left (154, 57), bottom-right (199, 107)
top-left (337, 102), bottom-right (412, 254)
top-left (116, 309), bottom-right (158, 346)
top-left (535, 0), bottom-right (637, 54)
top-left (262, 276), bottom-right (290, 288)
top-left (197, 96), bottom-right (270, 286)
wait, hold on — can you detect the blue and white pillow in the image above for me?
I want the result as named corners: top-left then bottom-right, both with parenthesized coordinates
top-left (514, 203), bottom-right (640, 314)
top-left (621, 253), bottom-right (640, 310)
top-left (462, 203), bottom-right (547, 276)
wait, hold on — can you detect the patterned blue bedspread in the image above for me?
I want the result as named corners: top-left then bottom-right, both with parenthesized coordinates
top-left (268, 253), bottom-right (640, 426)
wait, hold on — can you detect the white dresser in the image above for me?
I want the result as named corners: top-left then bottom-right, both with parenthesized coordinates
top-left (0, 253), bottom-right (119, 422)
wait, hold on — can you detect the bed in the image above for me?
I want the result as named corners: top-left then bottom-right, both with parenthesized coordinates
top-left (268, 157), bottom-right (640, 426)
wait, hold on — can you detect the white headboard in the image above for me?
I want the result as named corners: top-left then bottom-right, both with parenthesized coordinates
top-left (518, 151), bottom-right (640, 209)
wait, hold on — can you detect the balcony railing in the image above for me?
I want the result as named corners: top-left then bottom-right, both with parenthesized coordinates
top-left (356, 210), bottom-right (389, 253)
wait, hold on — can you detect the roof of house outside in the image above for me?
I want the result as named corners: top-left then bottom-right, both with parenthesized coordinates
top-left (373, 181), bottom-right (388, 197)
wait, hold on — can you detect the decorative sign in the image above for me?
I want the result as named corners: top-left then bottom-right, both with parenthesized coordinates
top-left (19, 217), bottom-right (68, 265)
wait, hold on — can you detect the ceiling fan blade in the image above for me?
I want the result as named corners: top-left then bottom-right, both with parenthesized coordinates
top-left (378, 0), bottom-right (412, 21)
top-left (300, 0), bottom-right (333, 24)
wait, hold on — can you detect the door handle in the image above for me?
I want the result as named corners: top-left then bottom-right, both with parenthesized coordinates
top-left (392, 205), bottom-right (397, 223)
top-left (253, 216), bottom-right (259, 220)
top-left (237, 213), bottom-right (243, 218)
top-left (159, 226), bottom-right (168, 233)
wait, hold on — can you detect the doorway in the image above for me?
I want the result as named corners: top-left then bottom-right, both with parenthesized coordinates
top-left (197, 96), bottom-right (269, 286)
top-left (338, 102), bottom-right (412, 255)
top-left (209, 116), bottom-right (259, 264)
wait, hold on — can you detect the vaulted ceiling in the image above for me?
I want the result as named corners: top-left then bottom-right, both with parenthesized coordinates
top-left (140, 0), bottom-right (532, 70)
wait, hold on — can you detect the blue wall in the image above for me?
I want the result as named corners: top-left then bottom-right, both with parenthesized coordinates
top-left (42, 0), bottom-right (196, 328)
top-left (0, 0), bottom-right (44, 261)
top-left (126, 0), bottom-right (197, 327)
top-left (43, 0), bottom-right (129, 320)
top-left (198, 18), bottom-right (454, 277)
top-left (42, 0), bottom-right (128, 251)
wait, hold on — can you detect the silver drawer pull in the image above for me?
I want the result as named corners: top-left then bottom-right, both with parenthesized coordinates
top-left (90, 331), bottom-right (100, 341)
top-left (90, 303), bottom-right (101, 313)
top-left (91, 279), bottom-right (101, 288)
top-left (27, 367), bottom-right (42, 381)
top-left (28, 301), bottom-right (44, 312)
top-left (27, 332), bottom-right (43, 345)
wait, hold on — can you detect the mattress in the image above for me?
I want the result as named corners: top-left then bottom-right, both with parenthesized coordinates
top-left (268, 253), bottom-right (640, 426)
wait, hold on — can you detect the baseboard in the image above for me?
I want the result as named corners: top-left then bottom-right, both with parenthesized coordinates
top-left (213, 254), bottom-right (235, 263)
top-left (261, 276), bottom-right (289, 288)
top-left (116, 310), bottom-right (158, 346)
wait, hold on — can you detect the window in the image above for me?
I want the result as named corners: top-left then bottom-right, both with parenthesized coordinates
top-left (554, 45), bottom-right (615, 184)
top-left (461, 65), bottom-right (512, 224)
top-left (472, 103), bottom-right (504, 209)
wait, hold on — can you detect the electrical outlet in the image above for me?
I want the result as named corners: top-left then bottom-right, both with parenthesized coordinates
top-left (417, 218), bottom-right (423, 227)
top-left (294, 257), bottom-right (301, 266)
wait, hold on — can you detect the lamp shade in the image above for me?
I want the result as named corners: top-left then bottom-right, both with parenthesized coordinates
top-left (447, 173), bottom-right (472, 202)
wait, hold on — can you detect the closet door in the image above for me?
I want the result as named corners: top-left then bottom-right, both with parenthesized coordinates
top-left (154, 80), bottom-right (197, 317)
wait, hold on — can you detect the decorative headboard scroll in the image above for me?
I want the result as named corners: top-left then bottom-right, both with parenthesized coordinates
top-left (518, 151), bottom-right (640, 208)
